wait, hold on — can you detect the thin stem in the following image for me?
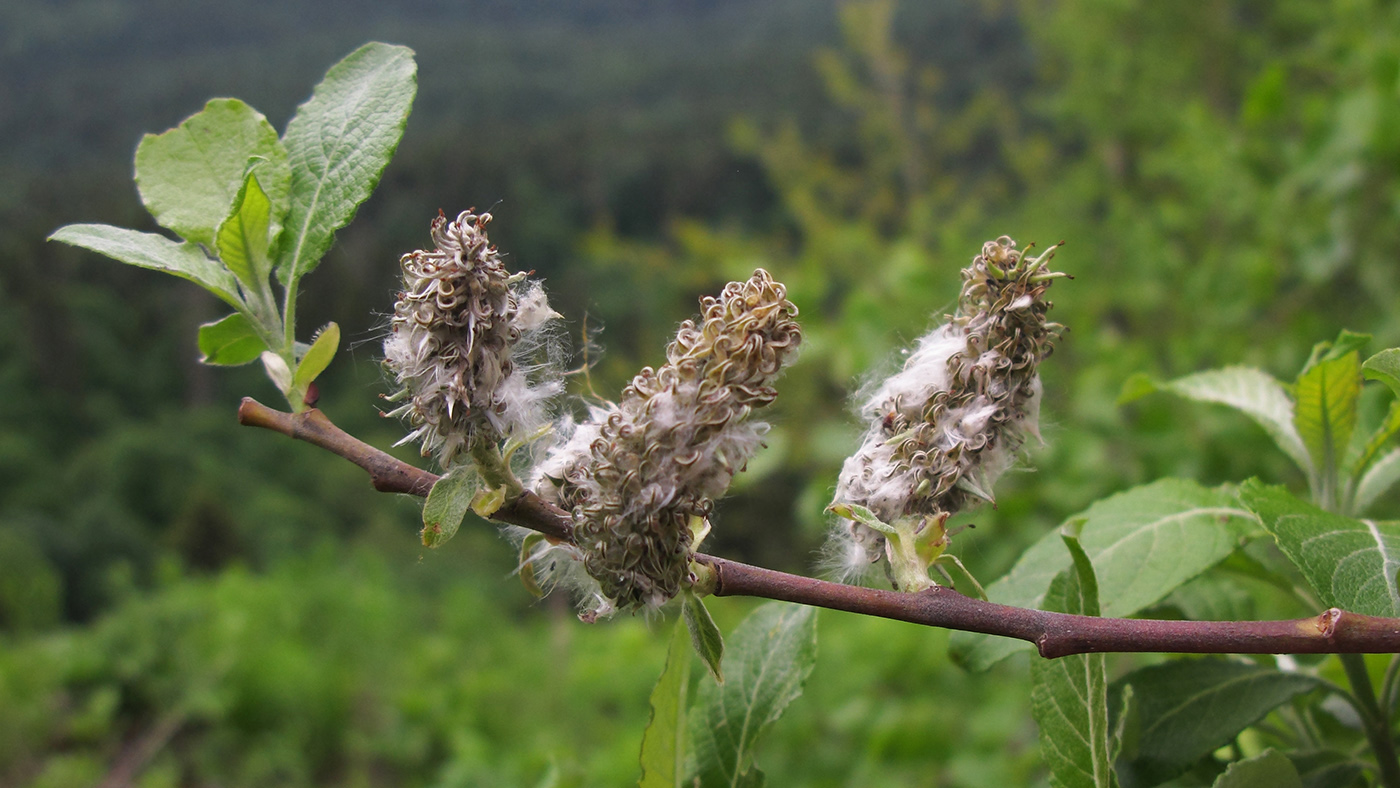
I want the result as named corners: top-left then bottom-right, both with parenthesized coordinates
top-left (1341, 653), bottom-right (1400, 788)
top-left (1382, 654), bottom-right (1400, 720)
top-left (1253, 720), bottom-right (1300, 749)
top-left (238, 398), bottom-right (1400, 658)
top-left (1298, 705), bottom-right (1328, 751)
top-left (280, 278), bottom-right (301, 409)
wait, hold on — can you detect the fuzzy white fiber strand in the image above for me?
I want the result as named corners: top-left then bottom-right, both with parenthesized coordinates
top-left (530, 269), bottom-right (802, 614)
top-left (827, 236), bottom-right (1063, 584)
top-left (383, 211), bottom-right (565, 467)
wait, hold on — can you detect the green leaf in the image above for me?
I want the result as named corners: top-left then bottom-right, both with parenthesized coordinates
top-left (1153, 367), bottom-right (1312, 476)
top-left (639, 623), bottom-right (694, 788)
top-left (1116, 372), bottom-right (1158, 405)
top-left (197, 313), bottom-right (267, 366)
top-left (1354, 447), bottom-right (1400, 514)
top-left (216, 172), bottom-right (276, 293)
top-left (1030, 531), bottom-right (1117, 788)
top-left (1242, 480), bottom-right (1400, 617)
top-left (135, 98), bottom-right (289, 246)
top-left (1158, 574), bottom-right (1256, 622)
top-left (1301, 330), bottom-right (1371, 373)
top-left (278, 42), bottom-right (417, 282)
top-left (1293, 350), bottom-right (1360, 502)
top-left (682, 593), bottom-right (724, 683)
top-left (952, 479), bottom-right (1258, 671)
top-left (49, 224), bottom-right (243, 309)
top-left (421, 466), bottom-right (480, 548)
top-left (292, 322), bottom-right (340, 391)
top-left (1211, 750), bottom-right (1303, 788)
top-left (1349, 401), bottom-right (1400, 488)
top-left (1287, 750), bottom-right (1365, 788)
top-left (1363, 348), bottom-right (1400, 400)
top-left (689, 603), bottom-right (817, 788)
top-left (1110, 659), bottom-right (1321, 787)
top-left (1329, 330), bottom-right (1372, 360)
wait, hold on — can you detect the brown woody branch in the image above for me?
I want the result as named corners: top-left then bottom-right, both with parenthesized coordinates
top-left (238, 397), bottom-right (1400, 658)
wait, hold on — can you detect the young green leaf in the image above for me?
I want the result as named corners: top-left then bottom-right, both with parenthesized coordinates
top-left (1363, 348), bottom-right (1400, 400)
top-left (1243, 480), bottom-right (1400, 617)
top-left (421, 466), bottom-right (480, 548)
top-left (638, 622), bottom-right (694, 788)
top-left (1210, 750), bottom-right (1303, 788)
top-left (688, 603), bottom-right (817, 788)
top-left (49, 224), bottom-right (244, 309)
top-left (197, 313), bottom-right (267, 366)
top-left (1354, 447), bottom-right (1400, 514)
top-left (1148, 366), bottom-right (1312, 477)
top-left (951, 479), bottom-right (1258, 671)
top-left (1030, 531), bottom-right (1117, 788)
top-left (1116, 372), bottom-right (1158, 405)
top-left (1300, 330), bottom-right (1371, 374)
top-left (292, 322), bottom-right (340, 392)
top-left (216, 172), bottom-right (277, 295)
top-left (1292, 350), bottom-right (1360, 505)
top-left (134, 98), bottom-right (289, 247)
top-left (278, 42), bottom-right (417, 283)
top-left (1109, 659), bottom-right (1321, 787)
top-left (1349, 401), bottom-right (1400, 490)
top-left (682, 593), bottom-right (724, 684)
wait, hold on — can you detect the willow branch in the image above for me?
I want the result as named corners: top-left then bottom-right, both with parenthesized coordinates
top-left (238, 397), bottom-right (1400, 658)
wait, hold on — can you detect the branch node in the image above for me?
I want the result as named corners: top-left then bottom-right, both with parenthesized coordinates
top-left (1320, 608), bottom-right (1342, 640)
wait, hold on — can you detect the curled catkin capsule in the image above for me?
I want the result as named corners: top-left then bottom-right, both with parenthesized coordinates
top-left (531, 269), bottom-right (802, 614)
top-left (383, 210), bottom-right (562, 467)
top-left (829, 237), bottom-right (1066, 587)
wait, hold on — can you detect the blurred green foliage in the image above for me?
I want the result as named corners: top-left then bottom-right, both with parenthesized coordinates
top-left (5, 0), bottom-right (1400, 784)
top-left (0, 545), bottom-right (1036, 787)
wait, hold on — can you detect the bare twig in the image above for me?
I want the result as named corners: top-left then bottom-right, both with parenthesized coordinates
top-left (238, 397), bottom-right (1400, 658)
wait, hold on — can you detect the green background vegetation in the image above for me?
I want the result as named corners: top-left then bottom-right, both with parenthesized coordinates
top-left (4, 0), bottom-right (1400, 785)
